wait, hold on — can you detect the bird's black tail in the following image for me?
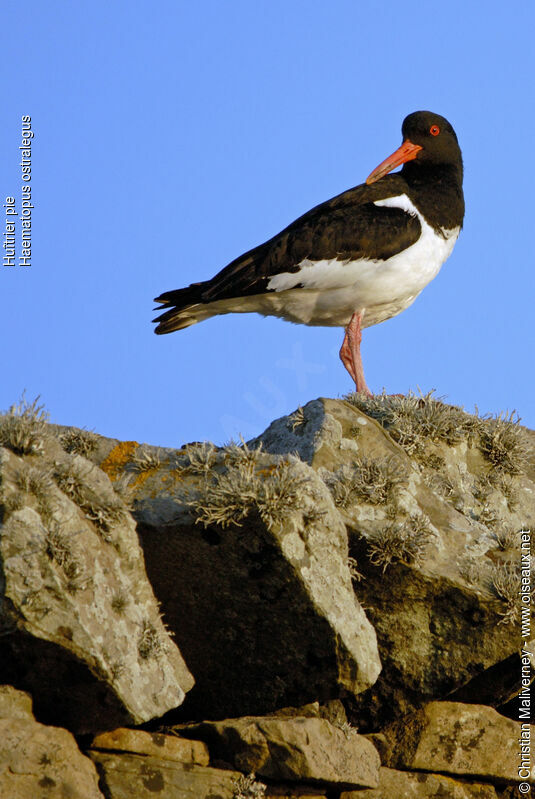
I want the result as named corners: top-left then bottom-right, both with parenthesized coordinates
top-left (152, 281), bottom-right (209, 334)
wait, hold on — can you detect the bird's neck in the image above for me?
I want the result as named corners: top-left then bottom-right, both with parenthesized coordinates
top-left (402, 162), bottom-right (465, 232)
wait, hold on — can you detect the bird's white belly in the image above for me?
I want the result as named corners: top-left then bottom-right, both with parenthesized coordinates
top-left (194, 195), bottom-right (460, 330)
top-left (261, 194), bottom-right (460, 328)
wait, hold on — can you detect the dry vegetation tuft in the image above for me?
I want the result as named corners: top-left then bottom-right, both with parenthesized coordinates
top-left (138, 619), bottom-right (166, 660)
top-left (188, 442), bottom-right (308, 530)
top-left (13, 463), bottom-right (54, 499)
top-left (0, 393), bottom-right (49, 455)
top-left (232, 773), bottom-right (266, 799)
top-left (491, 528), bottom-right (521, 551)
top-left (59, 428), bottom-right (98, 457)
top-left (129, 448), bottom-right (162, 472)
top-left (348, 391), bottom-right (529, 480)
top-left (173, 441), bottom-right (217, 476)
top-left (348, 390), bottom-right (480, 456)
top-left (53, 460), bottom-right (125, 540)
top-left (478, 412), bottom-right (527, 475)
top-left (45, 522), bottom-right (90, 594)
top-left (489, 562), bottom-right (522, 625)
top-left (327, 456), bottom-right (407, 508)
top-left (366, 513), bottom-right (434, 572)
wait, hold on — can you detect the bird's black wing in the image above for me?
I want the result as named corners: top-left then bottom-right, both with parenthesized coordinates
top-left (154, 174), bottom-right (421, 309)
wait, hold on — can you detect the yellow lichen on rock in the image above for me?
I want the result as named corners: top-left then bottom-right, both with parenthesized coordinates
top-left (100, 441), bottom-right (139, 481)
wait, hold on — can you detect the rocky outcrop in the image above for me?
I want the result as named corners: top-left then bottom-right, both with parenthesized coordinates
top-left (133, 443), bottom-right (380, 718)
top-left (92, 727), bottom-right (210, 765)
top-left (0, 685), bottom-right (103, 799)
top-left (339, 769), bottom-right (500, 798)
top-left (176, 714), bottom-right (380, 788)
top-left (381, 701), bottom-right (528, 782)
top-left (1, 392), bottom-right (533, 798)
top-left (0, 409), bottom-right (193, 733)
top-left (85, 704), bottom-right (531, 797)
top-left (251, 395), bottom-right (535, 727)
top-left (89, 751), bottom-right (245, 799)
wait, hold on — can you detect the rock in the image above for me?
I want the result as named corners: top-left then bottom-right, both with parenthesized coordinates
top-left (252, 396), bottom-right (535, 728)
top-left (177, 715), bottom-right (380, 788)
top-left (340, 767), bottom-right (498, 798)
top-left (8, 397), bottom-right (530, 732)
top-left (91, 727), bottom-right (209, 765)
top-left (0, 684), bottom-right (33, 719)
top-left (116, 439), bottom-right (380, 718)
top-left (2, 397), bottom-right (534, 799)
top-left (0, 684), bottom-right (104, 799)
top-left (382, 701), bottom-right (533, 781)
top-left (89, 751), bottom-right (244, 799)
top-left (0, 436), bottom-right (194, 733)
top-left (267, 699), bottom-right (348, 727)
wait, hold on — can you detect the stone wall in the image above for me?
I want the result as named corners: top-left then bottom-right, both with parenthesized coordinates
top-left (0, 393), bottom-right (533, 797)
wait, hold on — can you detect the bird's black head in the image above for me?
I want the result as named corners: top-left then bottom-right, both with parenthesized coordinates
top-left (402, 111), bottom-right (462, 168)
top-left (367, 110), bottom-right (463, 185)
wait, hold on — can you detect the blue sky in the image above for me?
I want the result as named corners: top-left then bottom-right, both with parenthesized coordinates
top-left (1, 1), bottom-right (533, 447)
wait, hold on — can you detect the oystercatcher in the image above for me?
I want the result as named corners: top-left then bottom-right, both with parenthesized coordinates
top-left (153, 111), bottom-right (464, 395)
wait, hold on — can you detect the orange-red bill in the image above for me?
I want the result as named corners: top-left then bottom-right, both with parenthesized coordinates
top-left (366, 139), bottom-right (422, 185)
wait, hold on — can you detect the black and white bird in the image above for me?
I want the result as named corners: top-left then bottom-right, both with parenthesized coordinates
top-left (153, 110), bottom-right (464, 396)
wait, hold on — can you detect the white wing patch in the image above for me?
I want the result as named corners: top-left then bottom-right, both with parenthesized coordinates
top-left (268, 194), bottom-right (458, 295)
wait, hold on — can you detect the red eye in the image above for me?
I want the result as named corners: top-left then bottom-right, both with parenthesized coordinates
top-left (430, 125), bottom-right (440, 136)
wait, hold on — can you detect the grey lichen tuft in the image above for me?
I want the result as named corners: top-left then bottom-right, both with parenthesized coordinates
top-left (0, 490), bottom-right (25, 519)
top-left (474, 471), bottom-right (519, 514)
top-left (0, 393), bottom-right (49, 455)
top-left (336, 720), bottom-right (360, 739)
top-left (224, 439), bottom-right (262, 472)
top-left (426, 453), bottom-right (446, 471)
top-left (111, 590), bottom-right (129, 614)
top-left (53, 461), bottom-right (89, 503)
top-left (190, 443), bottom-right (307, 530)
top-left (232, 773), bottom-right (266, 799)
top-left (460, 559), bottom-right (483, 588)
top-left (129, 448), bottom-right (162, 472)
top-left (45, 523), bottom-right (73, 568)
top-left (111, 473), bottom-right (134, 507)
top-left (327, 456), bottom-right (407, 508)
top-left (366, 513), bottom-right (434, 572)
top-left (138, 619), bottom-right (166, 660)
top-left (45, 522), bottom-right (89, 592)
top-left (490, 562), bottom-right (522, 625)
top-left (110, 660), bottom-right (127, 680)
top-left (13, 463), bottom-right (54, 499)
top-left (479, 412), bottom-right (527, 475)
top-left (347, 390), bottom-right (481, 457)
top-left (6, 463), bottom-right (57, 525)
top-left (53, 461), bottom-right (125, 540)
top-left (491, 528), bottom-right (521, 552)
top-left (423, 471), bottom-right (458, 502)
top-left (478, 505), bottom-right (500, 529)
top-left (83, 504), bottom-right (124, 539)
top-left (472, 475), bottom-right (493, 504)
top-left (493, 473), bottom-right (519, 512)
top-left (59, 428), bottom-right (98, 457)
top-left (348, 555), bottom-right (364, 582)
top-left (287, 406), bottom-right (307, 433)
top-left (173, 441), bottom-right (217, 476)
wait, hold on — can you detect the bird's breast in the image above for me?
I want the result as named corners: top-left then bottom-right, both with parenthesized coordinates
top-left (263, 193), bottom-right (460, 327)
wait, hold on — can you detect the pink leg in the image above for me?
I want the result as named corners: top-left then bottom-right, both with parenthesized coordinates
top-left (339, 330), bottom-right (357, 383)
top-left (339, 311), bottom-right (372, 396)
